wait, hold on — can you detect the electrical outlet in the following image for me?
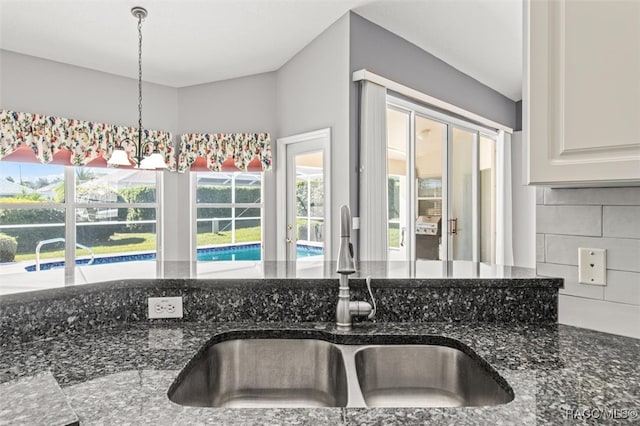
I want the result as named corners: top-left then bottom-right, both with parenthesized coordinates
top-left (148, 296), bottom-right (183, 319)
top-left (578, 248), bottom-right (606, 286)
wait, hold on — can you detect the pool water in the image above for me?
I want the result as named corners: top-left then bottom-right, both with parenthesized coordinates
top-left (196, 244), bottom-right (323, 261)
top-left (25, 243), bottom-right (323, 271)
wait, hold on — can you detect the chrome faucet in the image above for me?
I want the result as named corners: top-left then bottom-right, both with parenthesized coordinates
top-left (336, 205), bottom-right (377, 331)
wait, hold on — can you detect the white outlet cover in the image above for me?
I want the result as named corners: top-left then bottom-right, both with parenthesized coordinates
top-left (148, 296), bottom-right (184, 319)
top-left (578, 248), bottom-right (606, 286)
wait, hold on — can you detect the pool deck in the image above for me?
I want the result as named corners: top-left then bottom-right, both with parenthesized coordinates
top-left (0, 256), bottom-right (325, 295)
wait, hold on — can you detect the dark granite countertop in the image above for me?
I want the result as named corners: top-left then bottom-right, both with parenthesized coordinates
top-left (1, 321), bottom-right (638, 425)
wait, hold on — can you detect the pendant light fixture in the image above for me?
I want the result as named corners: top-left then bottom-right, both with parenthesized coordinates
top-left (108, 6), bottom-right (168, 169)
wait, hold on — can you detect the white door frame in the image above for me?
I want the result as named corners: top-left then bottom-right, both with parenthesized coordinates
top-left (276, 128), bottom-right (332, 261)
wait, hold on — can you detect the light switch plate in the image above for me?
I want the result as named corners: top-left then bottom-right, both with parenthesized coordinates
top-left (352, 217), bottom-right (360, 230)
top-left (148, 296), bottom-right (183, 319)
top-left (578, 248), bottom-right (606, 286)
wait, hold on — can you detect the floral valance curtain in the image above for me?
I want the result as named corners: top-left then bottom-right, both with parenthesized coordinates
top-left (178, 132), bottom-right (272, 172)
top-left (0, 109), bottom-right (176, 170)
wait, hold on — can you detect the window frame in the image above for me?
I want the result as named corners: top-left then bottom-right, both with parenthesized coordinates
top-left (193, 171), bottom-right (264, 270)
top-left (0, 164), bottom-right (162, 284)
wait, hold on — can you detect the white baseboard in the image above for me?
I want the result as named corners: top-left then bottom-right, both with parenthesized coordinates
top-left (559, 294), bottom-right (640, 339)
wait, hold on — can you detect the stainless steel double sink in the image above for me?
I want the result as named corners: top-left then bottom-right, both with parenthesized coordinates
top-left (168, 337), bottom-right (514, 408)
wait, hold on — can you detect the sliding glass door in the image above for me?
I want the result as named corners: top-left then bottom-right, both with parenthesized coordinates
top-left (386, 97), bottom-right (498, 263)
top-left (449, 127), bottom-right (475, 261)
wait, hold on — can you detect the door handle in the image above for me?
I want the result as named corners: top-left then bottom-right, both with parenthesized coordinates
top-left (286, 224), bottom-right (293, 244)
top-left (448, 218), bottom-right (458, 235)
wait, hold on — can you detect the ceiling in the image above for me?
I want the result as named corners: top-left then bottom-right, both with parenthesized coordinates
top-left (0, 0), bottom-right (523, 100)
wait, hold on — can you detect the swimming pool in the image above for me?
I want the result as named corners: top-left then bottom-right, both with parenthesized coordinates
top-left (24, 243), bottom-right (323, 271)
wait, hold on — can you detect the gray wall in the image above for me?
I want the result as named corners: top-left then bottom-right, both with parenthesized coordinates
top-left (276, 13), bottom-right (351, 260)
top-left (0, 50), bottom-right (178, 133)
top-left (515, 100), bottom-right (523, 131)
top-left (178, 73), bottom-right (277, 134)
top-left (349, 12), bottom-right (517, 129)
top-left (178, 73), bottom-right (278, 260)
top-left (536, 187), bottom-right (640, 338)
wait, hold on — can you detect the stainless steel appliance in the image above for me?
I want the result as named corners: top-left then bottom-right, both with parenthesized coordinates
top-left (416, 215), bottom-right (441, 259)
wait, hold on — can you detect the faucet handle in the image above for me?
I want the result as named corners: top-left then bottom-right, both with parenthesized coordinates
top-left (365, 276), bottom-right (377, 320)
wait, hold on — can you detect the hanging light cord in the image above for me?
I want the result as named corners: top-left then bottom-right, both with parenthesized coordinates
top-left (136, 11), bottom-right (144, 164)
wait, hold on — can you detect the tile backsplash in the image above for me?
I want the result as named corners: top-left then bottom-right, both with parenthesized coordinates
top-left (536, 187), bottom-right (640, 338)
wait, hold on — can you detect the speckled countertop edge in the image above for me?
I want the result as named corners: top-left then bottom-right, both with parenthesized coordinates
top-left (1, 321), bottom-right (638, 425)
top-left (0, 276), bottom-right (562, 305)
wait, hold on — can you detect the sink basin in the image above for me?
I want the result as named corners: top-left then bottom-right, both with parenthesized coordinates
top-left (169, 335), bottom-right (513, 409)
top-left (353, 345), bottom-right (513, 407)
top-left (168, 338), bottom-right (348, 408)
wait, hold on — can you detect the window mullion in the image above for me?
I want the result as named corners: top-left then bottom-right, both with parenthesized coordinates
top-left (231, 174), bottom-right (236, 244)
top-left (64, 166), bottom-right (75, 285)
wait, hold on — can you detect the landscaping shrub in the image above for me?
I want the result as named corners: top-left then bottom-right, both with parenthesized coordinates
top-left (0, 233), bottom-right (18, 262)
top-left (0, 204), bottom-right (65, 254)
top-left (76, 186), bottom-right (129, 244)
top-left (196, 185), bottom-right (261, 234)
top-left (120, 186), bottom-right (156, 232)
top-left (196, 185), bottom-right (260, 204)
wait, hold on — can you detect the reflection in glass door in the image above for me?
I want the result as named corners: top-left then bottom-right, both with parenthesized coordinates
top-left (415, 115), bottom-right (446, 261)
top-left (285, 142), bottom-right (325, 262)
top-left (293, 151), bottom-right (324, 260)
top-left (386, 97), bottom-right (497, 263)
top-left (448, 128), bottom-right (497, 262)
top-left (479, 136), bottom-right (496, 263)
top-left (449, 127), bottom-right (475, 261)
top-left (386, 107), bottom-right (410, 261)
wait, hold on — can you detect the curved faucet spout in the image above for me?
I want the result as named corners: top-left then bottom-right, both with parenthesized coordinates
top-left (335, 205), bottom-right (376, 331)
top-left (336, 205), bottom-right (356, 275)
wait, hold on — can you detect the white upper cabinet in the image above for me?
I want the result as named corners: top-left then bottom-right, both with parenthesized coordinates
top-left (524, 0), bottom-right (640, 186)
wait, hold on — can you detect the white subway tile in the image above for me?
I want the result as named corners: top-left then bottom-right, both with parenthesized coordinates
top-left (537, 262), bottom-right (604, 300)
top-left (544, 187), bottom-right (640, 206)
top-left (604, 270), bottom-right (640, 305)
top-left (536, 187), bottom-right (544, 205)
top-left (536, 205), bottom-right (602, 237)
top-left (603, 206), bottom-right (640, 239)
top-left (545, 235), bottom-right (640, 272)
top-left (536, 234), bottom-right (545, 262)
top-left (559, 295), bottom-right (640, 339)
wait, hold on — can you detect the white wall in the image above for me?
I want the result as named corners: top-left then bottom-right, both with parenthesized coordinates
top-left (511, 131), bottom-right (536, 268)
top-left (536, 187), bottom-right (640, 338)
top-left (276, 14), bottom-right (351, 260)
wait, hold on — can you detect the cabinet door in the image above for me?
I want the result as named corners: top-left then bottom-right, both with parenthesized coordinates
top-left (525, 0), bottom-right (640, 185)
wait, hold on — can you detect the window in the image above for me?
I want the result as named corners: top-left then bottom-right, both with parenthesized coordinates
top-left (0, 162), bottom-right (160, 294)
top-left (195, 172), bottom-right (263, 272)
top-left (385, 97), bottom-right (498, 263)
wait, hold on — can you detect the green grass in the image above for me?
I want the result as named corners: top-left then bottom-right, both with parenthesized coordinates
top-left (14, 226), bottom-right (262, 262)
top-left (388, 226), bottom-right (401, 248)
top-left (196, 226), bottom-right (261, 246)
top-left (14, 233), bottom-right (157, 262)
